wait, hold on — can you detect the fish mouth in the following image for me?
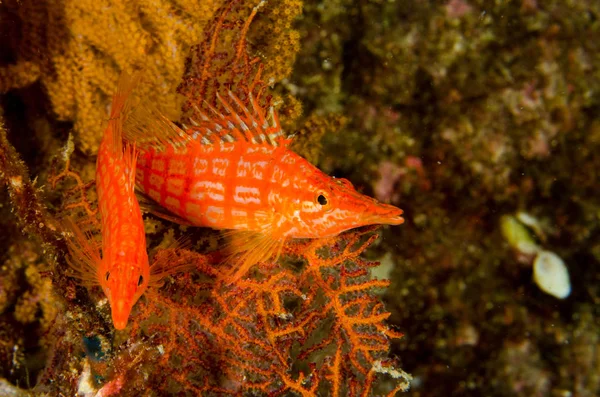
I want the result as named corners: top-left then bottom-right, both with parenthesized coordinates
top-left (111, 299), bottom-right (132, 330)
top-left (113, 318), bottom-right (128, 330)
top-left (363, 203), bottom-right (404, 226)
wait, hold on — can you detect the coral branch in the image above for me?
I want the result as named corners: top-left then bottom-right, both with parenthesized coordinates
top-left (116, 228), bottom-right (407, 395)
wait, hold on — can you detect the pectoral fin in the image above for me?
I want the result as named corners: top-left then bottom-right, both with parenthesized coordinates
top-left (61, 217), bottom-right (102, 287)
top-left (149, 236), bottom-right (200, 287)
top-left (221, 229), bottom-right (286, 283)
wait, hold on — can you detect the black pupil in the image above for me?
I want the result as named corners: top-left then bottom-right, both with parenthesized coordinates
top-left (317, 194), bottom-right (328, 205)
top-left (138, 275), bottom-right (144, 286)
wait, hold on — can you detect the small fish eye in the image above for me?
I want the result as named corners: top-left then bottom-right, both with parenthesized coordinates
top-left (138, 275), bottom-right (144, 286)
top-left (105, 272), bottom-right (110, 281)
top-left (317, 194), bottom-right (328, 206)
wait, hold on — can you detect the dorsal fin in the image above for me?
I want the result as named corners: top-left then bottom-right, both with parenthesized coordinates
top-left (186, 90), bottom-right (288, 147)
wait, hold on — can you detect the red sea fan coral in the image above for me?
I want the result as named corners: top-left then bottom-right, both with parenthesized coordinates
top-left (123, 229), bottom-right (410, 395)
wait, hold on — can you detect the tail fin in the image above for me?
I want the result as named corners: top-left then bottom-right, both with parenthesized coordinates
top-left (107, 72), bottom-right (143, 155)
top-left (122, 91), bottom-right (192, 153)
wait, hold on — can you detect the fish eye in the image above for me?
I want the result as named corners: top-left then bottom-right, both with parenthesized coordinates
top-left (138, 275), bottom-right (144, 286)
top-left (317, 194), bottom-right (328, 206)
top-left (105, 271), bottom-right (110, 281)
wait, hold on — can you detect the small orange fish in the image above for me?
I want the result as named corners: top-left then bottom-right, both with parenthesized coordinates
top-left (63, 74), bottom-right (152, 330)
top-left (124, 91), bottom-right (404, 281)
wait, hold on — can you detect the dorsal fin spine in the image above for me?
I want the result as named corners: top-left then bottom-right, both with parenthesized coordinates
top-left (216, 92), bottom-right (233, 115)
top-left (181, 88), bottom-right (286, 148)
top-left (207, 130), bottom-right (219, 144)
top-left (204, 100), bottom-right (225, 119)
top-left (249, 93), bottom-right (267, 128)
top-left (269, 106), bottom-right (279, 129)
top-left (228, 91), bottom-right (258, 126)
top-left (107, 72), bottom-right (142, 156)
top-left (232, 112), bottom-right (245, 129)
top-left (193, 105), bottom-right (210, 121)
top-left (216, 93), bottom-right (253, 143)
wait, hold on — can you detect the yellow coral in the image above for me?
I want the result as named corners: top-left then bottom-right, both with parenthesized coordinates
top-left (1, 0), bottom-right (220, 154)
top-left (0, 62), bottom-right (40, 92)
top-left (278, 93), bottom-right (304, 129)
top-left (0, 241), bottom-right (60, 332)
top-left (291, 113), bottom-right (347, 164)
top-left (0, 0), bottom-right (306, 154)
top-left (250, 0), bottom-right (303, 83)
top-left (14, 265), bottom-right (59, 330)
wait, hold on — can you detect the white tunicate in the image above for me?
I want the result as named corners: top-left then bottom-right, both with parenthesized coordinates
top-left (533, 250), bottom-right (571, 299)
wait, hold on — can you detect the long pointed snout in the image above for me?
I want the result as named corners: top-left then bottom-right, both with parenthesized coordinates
top-left (364, 202), bottom-right (404, 226)
top-left (111, 299), bottom-right (132, 330)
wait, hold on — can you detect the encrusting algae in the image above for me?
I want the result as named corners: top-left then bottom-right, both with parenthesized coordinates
top-left (0, 0), bottom-right (411, 395)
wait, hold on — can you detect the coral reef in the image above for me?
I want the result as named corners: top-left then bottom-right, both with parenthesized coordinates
top-left (2, 0), bottom-right (600, 395)
top-left (0, 0), bottom-right (408, 395)
top-left (177, 0), bottom-right (304, 128)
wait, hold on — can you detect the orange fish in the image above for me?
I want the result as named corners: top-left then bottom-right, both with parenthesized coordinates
top-left (63, 74), bottom-right (153, 330)
top-left (124, 91), bottom-right (404, 281)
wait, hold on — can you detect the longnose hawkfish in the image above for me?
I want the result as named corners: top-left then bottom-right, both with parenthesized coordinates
top-left (63, 73), bottom-right (183, 330)
top-left (122, 89), bottom-right (404, 282)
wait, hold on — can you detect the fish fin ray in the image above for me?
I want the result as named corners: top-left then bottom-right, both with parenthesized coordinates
top-left (108, 72), bottom-right (143, 156)
top-left (148, 236), bottom-right (196, 287)
top-left (221, 229), bottom-right (285, 283)
top-left (123, 94), bottom-right (192, 152)
top-left (188, 90), bottom-right (288, 147)
top-left (122, 143), bottom-right (139, 194)
top-left (61, 217), bottom-right (102, 287)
